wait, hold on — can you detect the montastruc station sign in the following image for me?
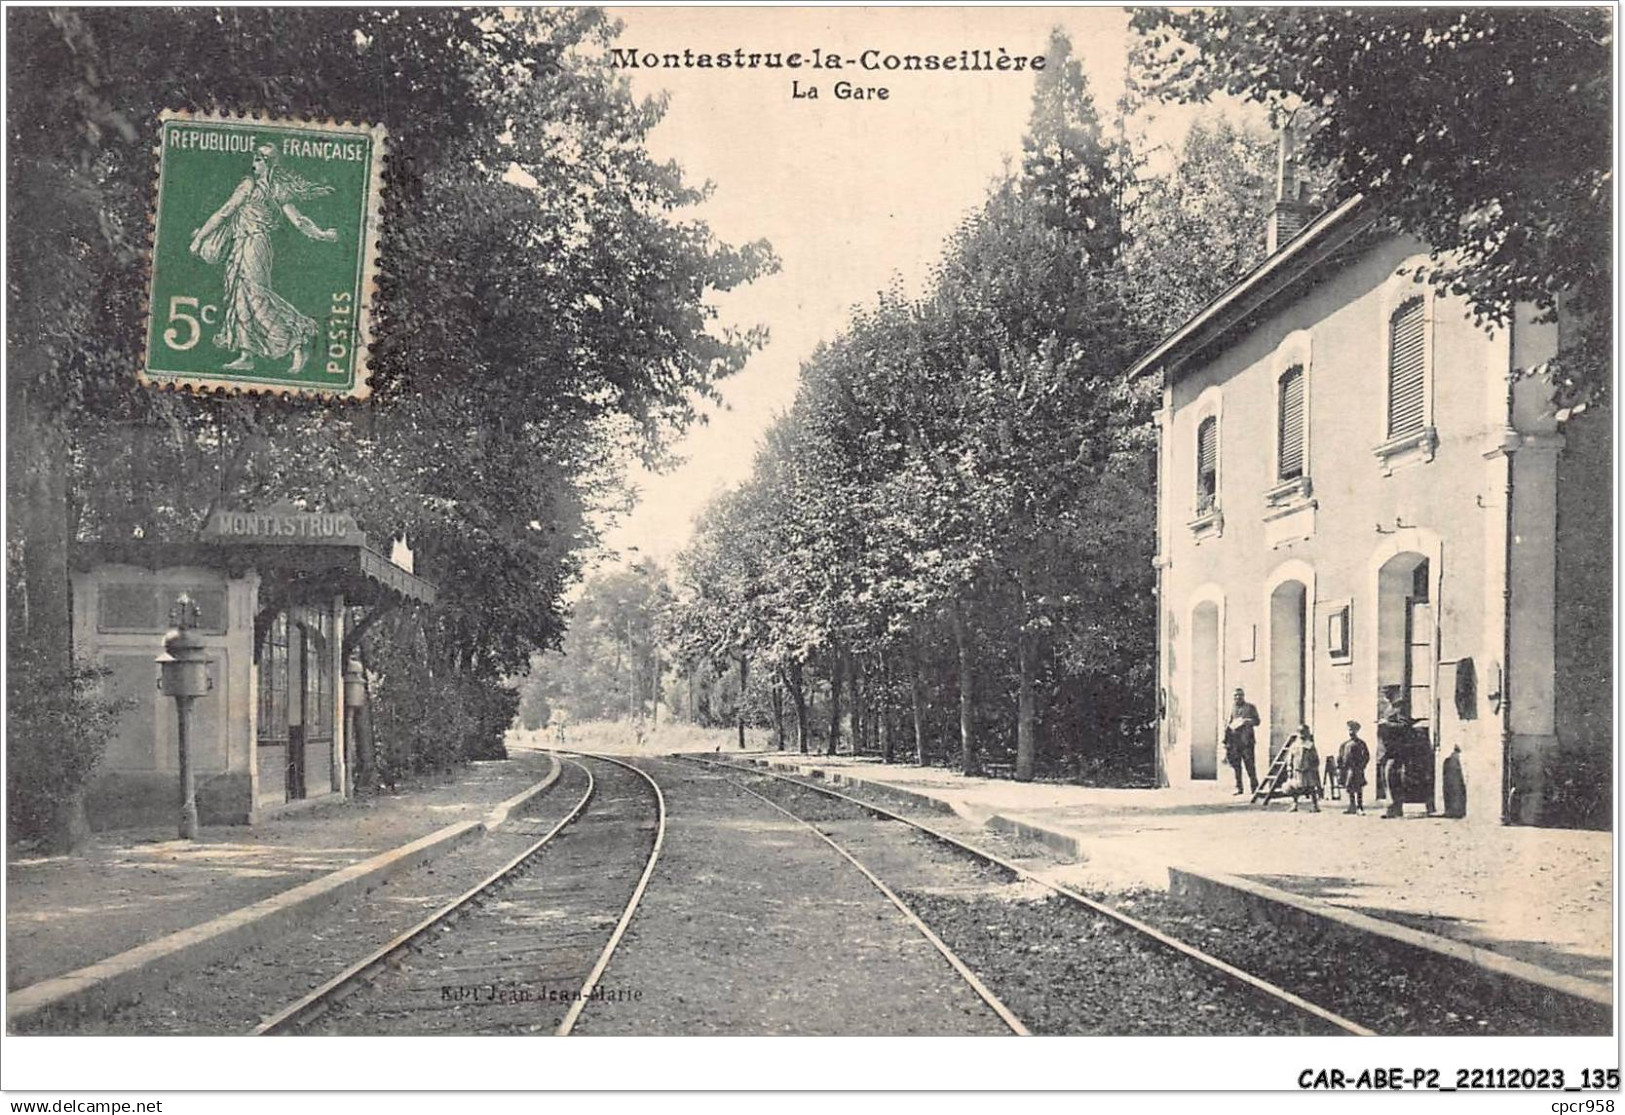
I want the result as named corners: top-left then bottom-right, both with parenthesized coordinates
top-left (205, 508), bottom-right (361, 545)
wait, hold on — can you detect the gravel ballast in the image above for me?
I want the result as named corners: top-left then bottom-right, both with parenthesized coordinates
top-left (42, 760), bottom-right (593, 1035)
top-left (720, 768), bottom-right (1335, 1036)
top-left (734, 763), bottom-right (1605, 1036)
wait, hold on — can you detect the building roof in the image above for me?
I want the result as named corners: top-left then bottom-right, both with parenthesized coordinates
top-left (1126, 195), bottom-right (1377, 385)
top-left (72, 539), bottom-right (438, 607)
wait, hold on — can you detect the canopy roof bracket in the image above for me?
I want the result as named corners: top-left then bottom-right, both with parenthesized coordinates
top-left (343, 600), bottom-right (399, 660)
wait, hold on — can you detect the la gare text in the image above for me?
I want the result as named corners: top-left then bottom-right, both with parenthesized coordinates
top-left (792, 80), bottom-right (888, 102)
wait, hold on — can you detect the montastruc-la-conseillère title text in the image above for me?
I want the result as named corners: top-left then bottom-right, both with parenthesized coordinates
top-left (608, 47), bottom-right (1047, 73)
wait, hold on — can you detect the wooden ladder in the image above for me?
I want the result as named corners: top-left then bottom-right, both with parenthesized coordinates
top-left (1252, 744), bottom-right (1294, 806)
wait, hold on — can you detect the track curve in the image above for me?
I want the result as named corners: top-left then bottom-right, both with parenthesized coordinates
top-left (253, 753), bottom-right (664, 1036)
top-left (554, 751), bottom-right (667, 1036)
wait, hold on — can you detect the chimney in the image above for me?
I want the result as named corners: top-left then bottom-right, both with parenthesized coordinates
top-left (1266, 117), bottom-right (1316, 254)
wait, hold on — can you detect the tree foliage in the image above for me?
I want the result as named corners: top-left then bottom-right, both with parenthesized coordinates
top-left (528, 562), bottom-right (673, 724)
top-left (667, 32), bottom-right (1171, 782)
top-left (1130, 6), bottom-right (1613, 401)
top-left (4, 646), bottom-right (128, 846)
top-left (1121, 117), bottom-right (1276, 344)
top-left (6, 8), bottom-right (774, 834)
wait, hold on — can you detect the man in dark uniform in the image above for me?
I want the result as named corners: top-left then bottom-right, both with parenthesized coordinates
top-left (1223, 688), bottom-right (1261, 796)
top-left (1377, 690), bottom-right (1411, 818)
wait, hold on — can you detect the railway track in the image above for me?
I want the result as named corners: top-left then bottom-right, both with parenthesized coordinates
top-left (253, 752), bottom-right (665, 1037)
top-left (685, 755), bottom-right (1373, 1037)
top-left (248, 747), bottom-right (1366, 1037)
top-left (722, 770), bottom-right (1030, 1035)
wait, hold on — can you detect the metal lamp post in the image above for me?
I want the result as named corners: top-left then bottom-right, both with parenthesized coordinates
top-left (156, 594), bottom-right (210, 840)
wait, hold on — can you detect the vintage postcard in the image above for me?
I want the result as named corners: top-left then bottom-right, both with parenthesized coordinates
top-left (3, 3), bottom-right (1615, 1106)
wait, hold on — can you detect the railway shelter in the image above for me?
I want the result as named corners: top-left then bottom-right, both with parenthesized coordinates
top-left (70, 507), bottom-right (436, 831)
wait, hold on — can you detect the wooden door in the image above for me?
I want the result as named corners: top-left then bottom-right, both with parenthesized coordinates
top-left (1402, 574), bottom-right (1436, 806)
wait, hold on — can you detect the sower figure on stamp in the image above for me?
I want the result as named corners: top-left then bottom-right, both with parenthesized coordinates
top-left (1224, 688), bottom-right (1261, 796)
top-left (189, 144), bottom-right (336, 374)
top-left (1338, 720), bottom-right (1370, 814)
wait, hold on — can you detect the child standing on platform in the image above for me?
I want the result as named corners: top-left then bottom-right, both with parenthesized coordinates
top-left (1338, 720), bottom-right (1370, 815)
top-left (1285, 725), bottom-right (1322, 812)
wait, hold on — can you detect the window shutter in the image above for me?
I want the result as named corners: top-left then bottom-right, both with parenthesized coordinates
top-left (1278, 366), bottom-right (1305, 480)
top-left (1387, 297), bottom-right (1427, 437)
top-left (1196, 416), bottom-right (1218, 511)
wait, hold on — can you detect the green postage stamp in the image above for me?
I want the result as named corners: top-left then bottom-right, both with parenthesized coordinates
top-left (143, 110), bottom-right (386, 399)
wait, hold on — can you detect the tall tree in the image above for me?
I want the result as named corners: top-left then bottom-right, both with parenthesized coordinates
top-left (669, 30), bottom-right (1211, 789)
top-left (534, 562), bottom-right (672, 723)
top-left (1121, 117), bottom-right (1276, 346)
top-left (1023, 29), bottom-right (1125, 262)
top-left (927, 31), bottom-right (1141, 780)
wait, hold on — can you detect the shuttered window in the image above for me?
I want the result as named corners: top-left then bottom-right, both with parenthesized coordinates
top-left (1277, 365), bottom-right (1306, 480)
top-left (1387, 297), bottom-right (1427, 438)
top-left (1195, 416), bottom-right (1218, 513)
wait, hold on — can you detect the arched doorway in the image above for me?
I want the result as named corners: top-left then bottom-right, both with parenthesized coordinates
top-left (1268, 579), bottom-right (1308, 761)
top-left (1376, 552), bottom-right (1436, 808)
top-left (1190, 600), bottom-right (1222, 779)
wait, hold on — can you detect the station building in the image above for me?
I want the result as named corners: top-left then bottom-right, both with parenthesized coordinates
top-left (71, 507), bottom-right (435, 830)
top-left (1135, 164), bottom-right (1611, 824)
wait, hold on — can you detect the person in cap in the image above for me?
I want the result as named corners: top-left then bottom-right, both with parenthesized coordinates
top-left (1374, 686), bottom-right (1409, 805)
top-left (1338, 720), bottom-right (1371, 814)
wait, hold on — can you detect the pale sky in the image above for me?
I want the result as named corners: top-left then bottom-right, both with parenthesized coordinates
top-left (596, 7), bottom-right (1240, 568)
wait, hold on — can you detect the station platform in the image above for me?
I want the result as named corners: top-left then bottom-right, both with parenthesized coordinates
top-left (6, 749), bottom-right (557, 996)
top-left (728, 750), bottom-right (1614, 1002)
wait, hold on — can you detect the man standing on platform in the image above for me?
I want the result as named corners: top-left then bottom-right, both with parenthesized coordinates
top-left (1224, 688), bottom-right (1261, 796)
top-left (1377, 689), bottom-right (1412, 819)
